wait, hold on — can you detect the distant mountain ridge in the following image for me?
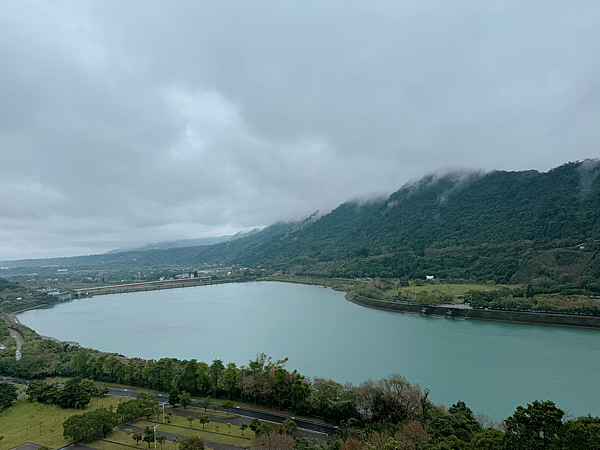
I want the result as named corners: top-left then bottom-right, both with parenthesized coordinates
top-left (2, 161), bottom-right (600, 286)
top-left (105, 236), bottom-right (233, 254)
top-left (104, 229), bottom-right (263, 254)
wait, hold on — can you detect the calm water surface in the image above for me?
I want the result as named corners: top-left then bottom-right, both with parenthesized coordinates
top-left (17, 281), bottom-right (600, 420)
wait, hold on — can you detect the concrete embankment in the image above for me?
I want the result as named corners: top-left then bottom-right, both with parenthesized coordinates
top-left (2, 298), bottom-right (63, 315)
top-left (346, 291), bottom-right (600, 330)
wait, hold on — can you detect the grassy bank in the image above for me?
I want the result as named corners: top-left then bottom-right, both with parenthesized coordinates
top-left (0, 395), bottom-right (125, 449)
top-left (258, 275), bottom-right (516, 303)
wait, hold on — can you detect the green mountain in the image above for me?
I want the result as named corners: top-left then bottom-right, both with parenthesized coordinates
top-left (3, 160), bottom-right (600, 287)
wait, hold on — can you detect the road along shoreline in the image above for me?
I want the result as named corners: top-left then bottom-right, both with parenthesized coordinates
top-left (346, 291), bottom-right (600, 330)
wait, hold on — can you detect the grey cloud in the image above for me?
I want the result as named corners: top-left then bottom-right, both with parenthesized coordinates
top-left (1, 0), bottom-right (600, 259)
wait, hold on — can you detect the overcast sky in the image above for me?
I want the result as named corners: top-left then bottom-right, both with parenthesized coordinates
top-left (1, 0), bottom-right (599, 260)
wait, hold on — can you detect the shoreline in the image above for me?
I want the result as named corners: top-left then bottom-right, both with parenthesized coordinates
top-left (346, 291), bottom-right (600, 331)
top-left (10, 281), bottom-right (600, 354)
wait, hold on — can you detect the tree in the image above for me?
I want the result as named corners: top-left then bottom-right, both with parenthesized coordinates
top-left (504, 400), bottom-right (564, 450)
top-left (179, 360), bottom-right (198, 394)
top-left (95, 383), bottom-right (110, 397)
top-left (143, 426), bottom-right (155, 448)
top-left (180, 391), bottom-right (192, 409)
top-left (215, 425), bottom-right (220, 434)
top-left (62, 414), bottom-right (87, 441)
top-left (202, 396), bottom-right (212, 412)
top-left (133, 432), bottom-right (143, 445)
top-left (62, 408), bottom-right (118, 442)
top-left (196, 362), bottom-right (211, 395)
top-left (240, 423), bottom-right (248, 436)
top-left (58, 378), bottom-right (91, 409)
top-left (218, 362), bottom-right (239, 399)
top-left (395, 421), bottom-right (430, 449)
top-left (156, 434), bottom-right (167, 449)
top-left (169, 387), bottom-right (180, 406)
top-left (209, 359), bottom-right (225, 397)
top-left (199, 415), bottom-right (210, 429)
top-left (555, 416), bottom-right (600, 450)
top-left (254, 433), bottom-right (295, 450)
top-left (428, 401), bottom-right (482, 444)
top-left (469, 428), bottom-right (504, 450)
top-left (0, 383), bottom-right (17, 410)
top-left (187, 415), bottom-right (195, 427)
top-left (179, 435), bottom-right (205, 450)
top-left (79, 378), bottom-right (105, 398)
top-left (427, 435), bottom-right (467, 449)
top-left (340, 437), bottom-right (362, 450)
top-left (227, 422), bottom-right (232, 434)
top-left (91, 407), bottom-right (120, 438)
top-left (291, 375), bottom-right (310, 412)
top-left (280, 419), bottom-right (297, 436)
top-left (222, 400), bottom-right (234, 415)
top-left (27, 381), bottom-right (59, 404)
top-left (118, 399), bottom-right (143, 422)
top-left (137, 392), bottom-right (159, 418)
top-left (249, 418), bottom-right (262, 433)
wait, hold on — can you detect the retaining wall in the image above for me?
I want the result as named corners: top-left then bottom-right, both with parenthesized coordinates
top-left (346, 292), bottom-right (600, 329)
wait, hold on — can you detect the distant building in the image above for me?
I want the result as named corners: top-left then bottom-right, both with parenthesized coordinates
top-left (48, 291), bottom-right (72, 301)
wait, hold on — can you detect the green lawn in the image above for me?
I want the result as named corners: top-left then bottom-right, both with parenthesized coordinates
top-left (0, 394), bottom-right (253, 450)
top-left (0, 395), bottom-right (126, 449)
top-left (87, 411), bottom-right (256, 450)
top-left (136, 415), bottom-right (255, 446)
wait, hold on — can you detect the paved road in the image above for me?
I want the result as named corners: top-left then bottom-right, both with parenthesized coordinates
top-left (8, 329), bottom-right (22, 360)
top-left (0, 376), bottom-right (30, 386)
top-left (107, 388), bottom-right (338, 436)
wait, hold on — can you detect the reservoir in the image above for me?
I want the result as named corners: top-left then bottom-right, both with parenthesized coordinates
top-left (17, 281), bottom-right (600, 421)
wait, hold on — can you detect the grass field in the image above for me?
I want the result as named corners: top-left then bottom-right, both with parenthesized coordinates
top-left (0, 396), bottom-right (253, 450)
top-left (86, 421), bottom-right (254, 450)
top-left (262, 275), bottom-right (519, 304)
top-left (377, 283), bottom-right (521, 303)
top-left (136, 414), bottom-right (255, 445)
top-left (0, 396), bottom-right (126, 449)
top-left (397, 283), bottom-right (504, 296)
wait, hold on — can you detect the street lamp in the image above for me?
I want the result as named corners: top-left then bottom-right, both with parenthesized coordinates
top-left (160, 401), bottom-right (167, 422)
top-left (152, 424), bottom-right (160, 449)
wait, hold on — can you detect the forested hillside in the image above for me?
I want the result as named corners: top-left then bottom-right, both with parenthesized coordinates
top-left (3, 161), bottom-right (600, 288)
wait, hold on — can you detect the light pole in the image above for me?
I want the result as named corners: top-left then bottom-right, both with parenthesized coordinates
top-left (152, 424), bottom-right (160, 449)
top-left (160, 401), bottom-right (167, 422)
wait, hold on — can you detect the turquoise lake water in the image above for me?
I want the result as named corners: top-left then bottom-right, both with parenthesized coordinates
top-left (17, 281), bottom-right (600, 421)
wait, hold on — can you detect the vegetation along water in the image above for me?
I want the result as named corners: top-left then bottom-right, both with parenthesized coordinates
top-left (15, 281), bottom-right (600, 422)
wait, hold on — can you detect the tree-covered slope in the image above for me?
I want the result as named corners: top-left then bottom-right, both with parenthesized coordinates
top-left (2, 161), bottom-right (600, 285)
top-left (218, 160), bottom-right (600, 281)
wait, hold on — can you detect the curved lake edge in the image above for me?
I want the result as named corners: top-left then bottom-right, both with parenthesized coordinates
top-left (346, 291), bottom-right (600, 330)
top-left (8, 279), bottom-right (600, 337)
top-left (13, 280), bottom-right (600, 420)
